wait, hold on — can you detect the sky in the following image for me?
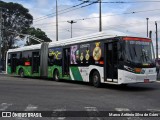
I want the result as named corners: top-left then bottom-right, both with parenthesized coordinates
top-left (2, 0), bottom-right (160, 53)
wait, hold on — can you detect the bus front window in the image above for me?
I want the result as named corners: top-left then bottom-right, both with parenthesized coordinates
top-left (124, 40), bottom-right (155, 66)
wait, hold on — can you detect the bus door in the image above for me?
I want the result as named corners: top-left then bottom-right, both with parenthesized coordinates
top-left (11, 53), bottom-right (17, 73)
top-left (104, 42), bottom-right (118, 82)
top-left (32, 52), bottom-right (40, 73)
top-left (62, 48), bottom-right (70, 76)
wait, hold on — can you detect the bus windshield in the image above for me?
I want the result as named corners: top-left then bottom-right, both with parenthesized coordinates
top-left (124, 40), bottom-right (155, 65)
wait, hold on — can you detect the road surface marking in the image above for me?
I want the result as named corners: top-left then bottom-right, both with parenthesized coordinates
top-left (115, 108), bottom-right (142, 120)
top-left (15, 118), bottom-right (29, 120)
top-left (0, 103), bottom-right (12, 111)
top-left (85, 107), bottom-right (101, 120)
top-left (25, 104), bottom-right (38, 111)
top-left (52, 108), bottom-right (66, 120)
top-left (15, 104), bottom-right (38, 120)
top-left (147, 108), bottom-right (160, 112)
top-left (115, 108), bottom-right (130, 111)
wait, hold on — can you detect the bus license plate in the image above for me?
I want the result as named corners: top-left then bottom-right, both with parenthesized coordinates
top-left (144, 79), bottom-right (149, 83)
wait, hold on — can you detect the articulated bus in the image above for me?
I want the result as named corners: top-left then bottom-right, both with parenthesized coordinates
top-left (6, 32), bottom-right (157, 87)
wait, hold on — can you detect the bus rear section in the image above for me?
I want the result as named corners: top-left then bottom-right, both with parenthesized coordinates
top-left (115, 37), bottom-right (157, 84)
top-left (6, 44), bottom-right (43, 77)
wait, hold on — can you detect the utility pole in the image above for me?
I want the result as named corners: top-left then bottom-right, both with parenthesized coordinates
top-left (0, 8), bottom-right (2, 73)
top-left (67, 20), bottom-right (76, 38)
top-left (56, 0), bottom-right (58, 41)
top-left (149, 30), bottom-right (152, 39)
top-left (155, 21), bottom-right (158, 59)
top-left (146, 18), bottom-right (149, 37)
top-left (80, 0), bottom-right (102, 31)
top-left (99, 0), bottom-right (102, 32)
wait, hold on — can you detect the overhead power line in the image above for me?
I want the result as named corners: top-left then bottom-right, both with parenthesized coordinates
top-left (34, 0), bottom-right (160, 22)
top-left (81, 0), bottom-right (98, 7)
top-left (33, 1), bottom-right (89, 22)
top-left (35, 20), bottom-right (156, 34)
top-left (5, 30), bottom-right (44, 43)
top-left (33, 1), bottom-right (101, 22)
top-left (33, 7), bottom-right (85, 22)
top-left (33, 8), bottom-right (160, 26)
top-left (101, 1), bottom-right (160, 3)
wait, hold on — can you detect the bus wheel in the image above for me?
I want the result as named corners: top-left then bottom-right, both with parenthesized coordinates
top-left (53, 70), bottom-right (60, 82)
top-left (92, 71), bottom-right (101, 88)
top-left (19, 69), bottom-right (24, 78)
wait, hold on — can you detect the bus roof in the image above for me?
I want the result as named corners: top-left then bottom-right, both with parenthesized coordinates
top-left (8, 44), bottom-right (41, 53)
top-left (7, 32), bottom-right (151, 53)
top-left (49, 31), bottom-right (149, 48)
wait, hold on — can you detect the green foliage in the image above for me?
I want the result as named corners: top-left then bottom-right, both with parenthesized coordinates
top-left (22, 27), bottom-right (52, 45)
top-left (1, 1), bottom-right (33, 33)
top-left (0, 1), bottom-right (52, 61)
top-left (0, 1), bottom-right (33, 49)
top-left (0, 1), bottom-right (52, 71)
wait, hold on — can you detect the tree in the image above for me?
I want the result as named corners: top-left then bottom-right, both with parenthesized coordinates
top-left (0, 1), bottom-right (33, 58)
top-left (0, 1), bottom-right (52, 70)
top-left (22, 27), bottom-right (52, 45)
top-left (0, 1), bottom-right (33, 70)
top-left (0, 1), bottom-right (33, 48)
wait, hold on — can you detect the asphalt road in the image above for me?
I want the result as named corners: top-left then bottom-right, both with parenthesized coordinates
top-left (0, 74), bottom-right (160, 120)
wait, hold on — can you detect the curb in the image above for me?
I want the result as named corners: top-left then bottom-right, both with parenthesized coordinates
top-left (0, 71), bottom-right (7, 75)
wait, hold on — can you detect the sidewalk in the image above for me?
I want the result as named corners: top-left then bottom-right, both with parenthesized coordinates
top-left (157, 72), bottom-right (160, 81)
top-left (0, 71), bottom-right (6, 75)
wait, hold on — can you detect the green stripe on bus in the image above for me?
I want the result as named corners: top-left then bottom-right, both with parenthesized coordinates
top-left (17, 66), bottom-right (40, 77)
top-left (7, 66), bottom-right (11, 74)
top-left (70, 67), bottom-right (83, 81)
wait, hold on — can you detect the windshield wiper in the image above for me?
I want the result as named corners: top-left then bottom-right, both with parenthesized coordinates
top-left (133, 47), bottom-right (137, 57)
top-left (141, 49), bottom-right (151, 63)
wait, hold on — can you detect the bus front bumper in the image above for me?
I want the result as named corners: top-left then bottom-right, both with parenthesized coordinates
top-left (118, 69), bottom-right (157, 84)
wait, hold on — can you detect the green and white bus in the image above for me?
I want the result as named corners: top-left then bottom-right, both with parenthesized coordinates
top-left (6, 32), bottom-right (157, 87)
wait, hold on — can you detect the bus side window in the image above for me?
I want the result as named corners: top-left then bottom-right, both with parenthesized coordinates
top-left (16, 52), bottom-right (21, 66)
top-left (48, 48), bottom-right (62, 66)
top-left (70, 45), bottom-right (79, 65)
top-left (118, 42), bottom-right (123, 61)
top-left (23, 51), bottom-right (32, 65)
top-left (48, 55), bottom-right (54, 66)
top-left (8, 53), bottom-right (11, 66)
top-left (19, 52), bottom-right (23, 65)
top-left (79, 43), bottom-right (91, 65)
top-left (90, 42), bottom-right (103, 65)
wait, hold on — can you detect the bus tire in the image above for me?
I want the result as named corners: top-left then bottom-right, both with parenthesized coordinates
top-left (53, 70), bottom-right (60, 82)
top-left (92, 71), bottom-right (101, 88)
top-left (19, 69), bottom-right (24, 78)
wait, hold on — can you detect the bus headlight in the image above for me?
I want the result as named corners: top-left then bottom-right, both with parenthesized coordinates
top-left (141, 69), bottom-right (145, 74)
top-left (124, 65), bottom-right (134, 72)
